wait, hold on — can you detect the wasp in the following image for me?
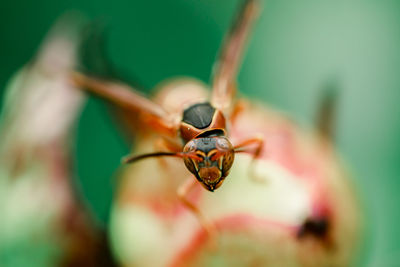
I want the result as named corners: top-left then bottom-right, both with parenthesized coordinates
top-left (72, 0), bottom-right (263, 221)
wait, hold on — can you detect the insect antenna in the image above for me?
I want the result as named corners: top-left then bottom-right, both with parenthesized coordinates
top-left (122, 151), bottom-right (201, 164)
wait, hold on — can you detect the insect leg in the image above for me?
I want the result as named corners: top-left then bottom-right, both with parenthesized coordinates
top-left (234, 135), bottom-right (266, 183)
top-left (229, 99), bottom-right (247, 127)
top-left (211, 0), bottom-right (260, 111)
top-left (71, 72), bottom-right (178, 137)
top-left (177, 179), bottom-right (216, 238)
top-left (234, 134), bottom-right (264, 157)
top-left (154, 138), bottom-right (183, 153)
top-left (152, 138), bottom-right (183, 169)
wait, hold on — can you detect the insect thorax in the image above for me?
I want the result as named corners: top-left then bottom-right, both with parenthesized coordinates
top-left (179, 102), bottom-right (226, 142)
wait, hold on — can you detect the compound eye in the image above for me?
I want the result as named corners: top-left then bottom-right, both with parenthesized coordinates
top-left (221, 150), bottom-right (234, 174)
top-left (183, 140), bottom-right (199, 175)
top-left (184, 140), bottom-right (197, 153)
top-left (216, 137), bottom-right (233, 152)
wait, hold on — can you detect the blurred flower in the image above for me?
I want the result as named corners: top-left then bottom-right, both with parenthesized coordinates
top-left (109, 83), bottom-right (361, 267)
top-left (0, 14), bottom-right (114, 267)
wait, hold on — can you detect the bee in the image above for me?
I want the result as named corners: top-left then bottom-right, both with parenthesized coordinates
top-left (72, 0), bottom-right (263, 221)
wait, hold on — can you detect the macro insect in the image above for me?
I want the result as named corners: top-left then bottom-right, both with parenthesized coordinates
top-left (72, 0), bottom-right (262, 217)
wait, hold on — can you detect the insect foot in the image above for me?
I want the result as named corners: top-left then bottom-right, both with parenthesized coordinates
top-left (248, 159), bottom-right (270, 184)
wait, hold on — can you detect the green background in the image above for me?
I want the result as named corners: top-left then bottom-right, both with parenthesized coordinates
top-left (1, 0), bottom-right (400, 266)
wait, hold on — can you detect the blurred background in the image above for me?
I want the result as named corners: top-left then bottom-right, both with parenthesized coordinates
top-left (1, 0), bottom-right (399, 266)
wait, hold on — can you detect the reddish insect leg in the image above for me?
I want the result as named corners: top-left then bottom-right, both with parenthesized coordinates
top-left (152, 138), bottom-right (183, 170)
top-left (177, 179), bottom-right (216, 237)
top-left (234, 135), bottom-right (266, 182)
top-left (153, 138), bottom-right (183, 153)
top-left (229, 99), bottom-right (247, 127)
